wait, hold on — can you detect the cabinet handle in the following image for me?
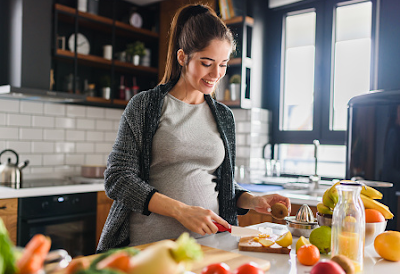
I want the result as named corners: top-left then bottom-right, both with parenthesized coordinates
top-left (0, 206), bottom-right (6, 210)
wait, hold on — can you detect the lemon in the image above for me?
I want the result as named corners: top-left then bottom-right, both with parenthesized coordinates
top-left (275, 231), bottom-right (292, 248)
top-left (296, 236), bottom-right (311, 252)
top-left (258, 238), bottom-right (275, 247)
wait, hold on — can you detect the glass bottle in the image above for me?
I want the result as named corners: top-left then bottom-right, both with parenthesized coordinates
top-left (331, 181), bottom-right (365, 272)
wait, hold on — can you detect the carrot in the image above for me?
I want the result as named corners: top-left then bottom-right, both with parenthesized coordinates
top-left (96, 251), bottom-right (131, 272)
top-left (17, 234), bottom-right (52, 274)
top-left (65, 257), bottom-right (90, 274)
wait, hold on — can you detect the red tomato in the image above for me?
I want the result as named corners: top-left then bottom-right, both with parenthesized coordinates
top-left (201, 262), bottom-right (231, 274)
top-left (233, 262), bottom-right (264, 274)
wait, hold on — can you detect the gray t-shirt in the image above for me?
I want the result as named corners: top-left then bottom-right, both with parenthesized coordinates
top-left (129, 93), bottom-right (225, 245)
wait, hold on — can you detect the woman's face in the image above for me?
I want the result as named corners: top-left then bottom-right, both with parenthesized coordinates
top-left (180, 39), bottom-right (231, 95)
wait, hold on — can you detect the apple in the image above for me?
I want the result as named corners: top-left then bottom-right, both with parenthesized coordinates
top-left (310, 260), bottom-right (345, 274)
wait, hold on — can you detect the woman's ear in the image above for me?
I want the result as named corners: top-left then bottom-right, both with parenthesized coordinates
top-left (177, 49), bottom-right (186, 66)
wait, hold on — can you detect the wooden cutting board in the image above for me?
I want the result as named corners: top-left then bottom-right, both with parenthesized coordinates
top-left (53, 244), bottom-right (270, 274)
top-left (191, 245), bottom-right (271, 273)
top-left (239, 235), bottom-right (291, 254)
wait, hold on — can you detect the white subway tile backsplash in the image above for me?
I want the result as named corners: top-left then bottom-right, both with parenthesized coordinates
top-left (0, 99), bottom-right (19, 113)
top-left (43, 129), bottom-right (64, 140)
top-left (20, 154), bottom-right (42, 166)
top-left (20, 128), bottom-right (43, 140)
top-left (32, 116), bottom-right (55, 128)
top-left (87, 131), bottom-right (104, 142)
top-left (6, 141), bottom-right (32, 153)
top-left (85, 154), bottom-right (107, 165)
top-left (0, 141), bottom-right (5, 151)
top-left (65, 154), bottom-right (85, 165)
top-left (105, 132), bottom-right (117, 142)
top-left (0, 113), bottom-right (6, 125)
top-left (113, 121), bottom-right (120, 131)
top-left (66, 130), bottom-right (85, 141)
top-left (96, 120), bottom-right (113, 131)
top-left (236, 121), bottom-right (251, 133)
top-left (20, 101), bottom-right (44, 114)
top-left (231, 109), bottom-right (250, 121)
top-left (43, 154), bottom-right (64, 166)
top-left (66, 105), bottom-right (86, 117)
top-left (55, 117), bottom-right (76, 129)
top-left (55, 142), bottom-right (75, 153)
top-left (32, 141), bottom-right (54, 153)
top-left (30, 167), bottom-right (54, 174)
top-left (105, 108), bottom-right (123, 120)
top-left (236, 133), bottom-right (249, 146)
top-left (76, 118), bottom-right (95, 130)
top-left (95, 143), bottom-right (113, 153)
top-left (44, 103), bottom-right (66, 116)
top-left (8, 114), bottom-right (31, 126)
top-left (86, 107), bottom-right (105, 119)
top-left (76, 142), bottom-right (94, 153)
top-left (0, 126), bottom-right (19, 140)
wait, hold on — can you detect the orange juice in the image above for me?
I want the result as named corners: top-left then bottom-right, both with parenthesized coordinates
top-left (338, 231), bottom-right (359, 260)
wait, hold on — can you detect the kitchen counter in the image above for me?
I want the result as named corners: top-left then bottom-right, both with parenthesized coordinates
top-left (196, 222), bottom-right (400, 273)
top-left (0, 183), bottom-right (105, 199)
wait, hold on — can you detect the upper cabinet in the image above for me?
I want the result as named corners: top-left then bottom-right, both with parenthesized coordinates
top-left (216, 0), bottom-right (254, 109)
top-left (52, 0), bottom-right (160, 108)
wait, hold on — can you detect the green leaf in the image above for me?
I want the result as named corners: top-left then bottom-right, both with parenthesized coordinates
top-left (171, 232), bottom-right (203, 263)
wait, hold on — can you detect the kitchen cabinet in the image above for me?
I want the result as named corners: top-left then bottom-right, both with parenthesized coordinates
top-left (52, 0), bottom-right (159, 108)
top-left (96, 191), bottom-right (113, 245)
top-left (0, 198), bottom-right (18, 245)
top-left (219, 15), bottom-right (253, 109)
top-left (238, 204), bottom-right (317, 227)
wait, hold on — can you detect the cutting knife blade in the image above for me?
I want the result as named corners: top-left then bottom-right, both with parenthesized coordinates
top-left (213, 222), bottom-right (261, 237)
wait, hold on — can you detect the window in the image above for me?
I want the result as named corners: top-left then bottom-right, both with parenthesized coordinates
top-left (267, 0), bottom-right (376, 178)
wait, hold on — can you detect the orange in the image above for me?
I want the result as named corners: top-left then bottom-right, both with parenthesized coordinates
top-left (374, 231), bottom-right (400, 261)
top-left (365, 209), bottom-right (385, 223)
top-left (297, 244), bottom-right (320, 266)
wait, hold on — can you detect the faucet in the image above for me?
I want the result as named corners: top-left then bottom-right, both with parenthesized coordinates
top-left (309, 139), bottom-right (320, 190)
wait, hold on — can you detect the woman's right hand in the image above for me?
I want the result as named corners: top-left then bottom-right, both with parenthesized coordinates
top-left (148, 192), bottom-right (229, 236)
top-left (174, 204), bottom-right (230, 236)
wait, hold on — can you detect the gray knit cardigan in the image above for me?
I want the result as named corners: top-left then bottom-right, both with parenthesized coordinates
top-left (96, 81), bottom-right (249, 253)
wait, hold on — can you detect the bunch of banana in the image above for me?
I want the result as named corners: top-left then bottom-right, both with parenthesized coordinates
top-left (317, 180), bottom-right (394, 219)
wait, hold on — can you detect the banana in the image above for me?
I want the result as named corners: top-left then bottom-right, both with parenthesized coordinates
top-left (317, 202), bottom-right (334, 215)
top-left (328, 181), bottom-right (341, 204)
top-left (360, 185), bottom-right (383, 200)
top-left (323, 189), bottom-right (336, 210)
top-left (360, 194), bottom-right (394, 219)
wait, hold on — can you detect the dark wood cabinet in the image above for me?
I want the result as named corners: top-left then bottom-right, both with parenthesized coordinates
top-left (52, 0), bottom-right (160, 108)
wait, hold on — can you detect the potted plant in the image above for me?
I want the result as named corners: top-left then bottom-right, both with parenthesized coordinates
top-left (229, 74), bottom-right (241, 101)
top-left (127, 41), bottom-right (146, 65)
top-left (99, 75), bottom-right (111, 99)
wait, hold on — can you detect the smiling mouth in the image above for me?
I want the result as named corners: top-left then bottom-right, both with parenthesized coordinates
top-left (203, 79), bottom-right (216, 85)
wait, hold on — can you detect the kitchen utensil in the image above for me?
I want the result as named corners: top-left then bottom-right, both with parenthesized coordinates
top-left (213, 222), bottom-right (261, 237)
top-left (284, 204), bottom-right (319, 237)
top-left (0, 149), bottom-right (29, 189)
top-left (43, 249), bottom-right (72, 273)
top-left (316, 212), bottom-right (332, 227)
top-left (81, 165), bottom-right (106, 178)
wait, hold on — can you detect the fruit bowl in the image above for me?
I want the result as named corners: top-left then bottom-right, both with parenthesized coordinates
top-left (316, 212), bottom-right (332, 227)
top-left (365, 221), bottom-right (387, 246)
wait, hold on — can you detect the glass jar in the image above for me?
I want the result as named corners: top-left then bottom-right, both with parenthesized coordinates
top-left (331, 181), bottom-right (365, 272)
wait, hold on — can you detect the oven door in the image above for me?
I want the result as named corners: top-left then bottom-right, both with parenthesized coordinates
top-left (17, 192), bottom-right (97, 257)
top-left (18, 212), bottom-right (96, 257)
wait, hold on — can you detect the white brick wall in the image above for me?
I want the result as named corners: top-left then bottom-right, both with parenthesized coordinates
top-left (0, 98), bottom-right (271, 177)
top-left (0, 98), bottom-right (123, 175)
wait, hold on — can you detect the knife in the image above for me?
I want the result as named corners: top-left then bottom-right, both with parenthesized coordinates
top-left (213, 222), bottom-right (261, 237)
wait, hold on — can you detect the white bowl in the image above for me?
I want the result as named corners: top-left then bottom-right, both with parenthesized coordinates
top-left (365, 221), bottom-right (387, 246)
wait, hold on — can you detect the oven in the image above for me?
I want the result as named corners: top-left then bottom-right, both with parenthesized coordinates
top-left (17, 192), bottom-right (97, 257)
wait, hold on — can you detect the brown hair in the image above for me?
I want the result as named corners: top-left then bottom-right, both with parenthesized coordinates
top-left (160, 4), bottom-right (236, 84)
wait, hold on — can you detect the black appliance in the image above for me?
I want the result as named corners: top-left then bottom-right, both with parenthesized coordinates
top-left (17, 192), bottom-right (97, 257)
top-left (347, 90), bottom-right (400, 230)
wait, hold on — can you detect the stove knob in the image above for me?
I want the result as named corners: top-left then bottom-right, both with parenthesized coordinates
top-left (41, 201), bottom-right (49, 209)
top-left (72, 198), bottom-right (80, 204)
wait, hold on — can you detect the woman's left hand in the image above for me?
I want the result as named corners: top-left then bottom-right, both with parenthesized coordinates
top-left (252, 194), bottom-right (291, 215)
top-left (237, 192), bottom-right (291, 216)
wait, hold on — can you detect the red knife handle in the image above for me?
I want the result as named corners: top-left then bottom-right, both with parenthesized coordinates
top-left (212, 221), bottom-right (232, 233)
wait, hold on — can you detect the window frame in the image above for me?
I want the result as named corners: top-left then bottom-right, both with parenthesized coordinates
top-left (266, 0), bottom-right (378, 146)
